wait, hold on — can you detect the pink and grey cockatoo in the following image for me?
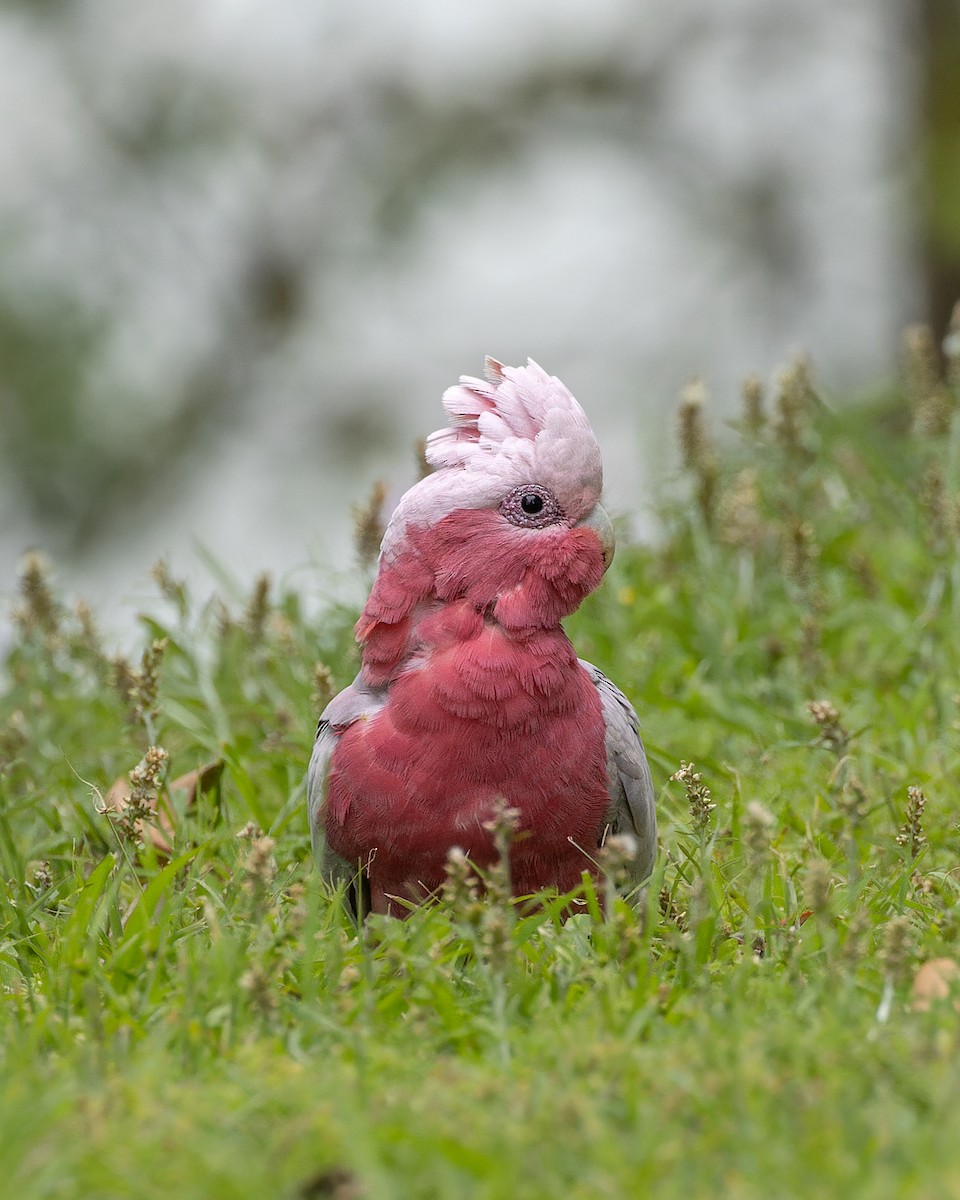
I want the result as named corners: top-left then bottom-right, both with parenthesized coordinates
top-left (308, 358), bottom-right (656, 916)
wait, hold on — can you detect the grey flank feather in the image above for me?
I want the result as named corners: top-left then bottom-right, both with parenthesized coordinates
top-left (579, 659), bottom-right (657, 887)
top-left (307, 673), bottom-right (388, 915)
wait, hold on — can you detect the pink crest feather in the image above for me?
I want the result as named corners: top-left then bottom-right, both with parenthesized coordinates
top-left (425, 357), bottom-right (592, 471)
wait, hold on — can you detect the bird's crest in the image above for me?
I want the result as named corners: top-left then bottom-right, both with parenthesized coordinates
top-left (425, 357), bottom-right (597, 474)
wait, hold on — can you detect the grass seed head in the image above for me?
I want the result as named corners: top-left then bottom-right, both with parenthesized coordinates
top-left (313, 663), bottom-right (335, 713)
top-left (677, 378), bottom-right (710, 471)
top-left (479, 902), bottom-right (513, 972)
top-left (245, 572), bottom-right (271, 642)
top-left (742, 801), bottom-right (776, 867)
top-left (352, 480), bottom-right (388, 568)
top-left (14, 551), bottom-right (60, 640)
top-left (480, 798), bottom-right (521, 907)
top-left (131, 745), bottom-right (168, 788)
top-left (670, 761), bottom-right (716, 831)
top-left (71, 600), bottom-right (101, 657)
top-left (897, 785), bottom-right (928, 859)
top-left (27, 860), bottom-right (52, 895)
top-left (773, 355), bottom-right (814, 453)
top-left (905, 323), bottom-right (954, 436)
top-left (837, 775), bottom-right (869, 828)
top-left (807, 699), bottom-right (849, 755)
top-left (130, 638), bottom-right (169, 726)
top-left (113, 745), bottom-right (168, 844)
top-left (482, 797), bottom-right (521, 860)
top-left (782, 519), bottom-right (819, 587)
top-left (919, 460), bottom-right (952, 550)
top-left (149, 557), bottom-right (188, 616)
top-left (443, 846), bottom-right (482, 921)
top-left (597, 832), bottom-right (638, 888)
top-left (677, 378), bottom-right (720, 525)
top-left (881, 915), bottom-right (914, 983)
top-left (243, 835), bottom-right (277, 895)
top-left (444, 841), bottom-right (515, 970)
top-left (109, 655), bottom-right (137, 705)
top-left (719, 468), bottom-right (764, 550)
top-left (413, 435), bottom-right (431, 480)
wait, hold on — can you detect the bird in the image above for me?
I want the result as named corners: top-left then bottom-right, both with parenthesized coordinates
top-left (307, 357), bottom-right (656, 917)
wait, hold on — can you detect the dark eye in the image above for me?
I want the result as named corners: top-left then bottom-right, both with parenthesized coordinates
top-left (499, 484), bottom-right (564, 529)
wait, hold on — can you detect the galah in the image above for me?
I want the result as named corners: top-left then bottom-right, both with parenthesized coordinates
top-left (308, 358), bottom-right (656, 917)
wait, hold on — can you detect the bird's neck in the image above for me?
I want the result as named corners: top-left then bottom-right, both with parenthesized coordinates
top-left (355, 510), bottom-right (605, 687)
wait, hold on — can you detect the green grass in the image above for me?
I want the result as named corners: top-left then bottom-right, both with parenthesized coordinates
top-left (2, 350), bottom-right (960, 1199)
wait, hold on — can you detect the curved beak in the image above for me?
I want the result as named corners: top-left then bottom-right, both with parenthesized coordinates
top-left (576, 503), bottom-right (615, 571)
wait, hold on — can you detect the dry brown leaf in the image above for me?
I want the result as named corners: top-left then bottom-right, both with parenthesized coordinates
top-left (168, 759), bottom-right (225, 804)
top-left (911, 957), bottom-right (960, 1012)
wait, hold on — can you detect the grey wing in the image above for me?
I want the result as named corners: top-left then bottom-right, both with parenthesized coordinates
top-left (307, 673), bottom-right (387, 907)
top-left (580, 659), bottom-right (657, 887)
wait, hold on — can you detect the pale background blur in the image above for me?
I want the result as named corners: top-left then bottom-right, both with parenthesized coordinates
top-left (1, 1), bottom-right (957, 632)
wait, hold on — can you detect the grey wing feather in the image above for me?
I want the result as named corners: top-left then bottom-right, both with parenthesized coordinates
top-left (307, 673), bottom-right (387, 900)
top-left (579, 659), bottom-right (657, 887)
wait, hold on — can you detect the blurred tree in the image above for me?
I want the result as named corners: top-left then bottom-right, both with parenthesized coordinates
top-left (919, 0), bottom-right (960, 340)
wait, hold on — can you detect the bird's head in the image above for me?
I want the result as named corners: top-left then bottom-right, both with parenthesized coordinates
top-left (363, 359), bottom-right (615, 653)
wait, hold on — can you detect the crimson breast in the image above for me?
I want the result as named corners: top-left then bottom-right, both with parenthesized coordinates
top-left (325, 602), bottom-right (611, 911)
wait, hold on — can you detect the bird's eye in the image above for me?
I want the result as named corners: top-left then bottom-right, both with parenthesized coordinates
top-left (499, 484), bottom-right (564, 529)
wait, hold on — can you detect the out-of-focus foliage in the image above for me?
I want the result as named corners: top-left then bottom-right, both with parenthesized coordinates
top-left (0, 1), bottom-right (918, 595)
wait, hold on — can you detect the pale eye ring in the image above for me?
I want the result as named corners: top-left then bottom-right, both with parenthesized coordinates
top-left (499, 483), bottom-right (565, 529)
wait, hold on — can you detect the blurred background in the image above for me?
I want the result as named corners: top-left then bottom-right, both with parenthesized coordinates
top-left (1, 0), bottom-right (958, 631)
